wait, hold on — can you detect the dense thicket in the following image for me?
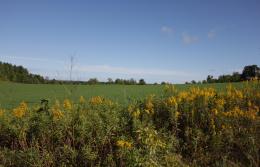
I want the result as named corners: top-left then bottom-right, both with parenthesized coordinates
top-left (0, 61), bottom-right (44, 84)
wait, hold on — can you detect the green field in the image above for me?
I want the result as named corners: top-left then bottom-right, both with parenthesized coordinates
top-left (0, 81), bottom-right (244, 109)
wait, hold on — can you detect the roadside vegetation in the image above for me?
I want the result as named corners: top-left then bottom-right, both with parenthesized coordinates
top-left (0, 80), bottom-right (259, 166)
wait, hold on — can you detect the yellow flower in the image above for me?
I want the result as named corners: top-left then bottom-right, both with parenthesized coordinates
top-left (0, 109), bottom-right (4, 116)
top-left (116, 140), bottom-right (132, 149)
top-left (104, 99), bottom-right (114, 106)
top-left (63, 99), bottom-right (72, 110)
top-left (145, 95), bottom-right (154, 114)
top-left (212, 109), bottom-right (218, 115)
top-left (13, 101), bottom-right (28, 118)
top-left (234, 90), bottom-right (243, 99)
top-left (79, 96), bottom-right (85, 104)
top-left (52, 109), bottom-right (63, 120)
top-left (51, 100), bottom-right (63, 120)
top-left (210, 118), bottom-right (215, 130)
top-left (175, 111), bottom-right (180, 120)
top-left (89, 96), bottom-right (103, 105)
top-left (215, 98), bottom-right (225, 108)
top-left (247, 101), bottom-right (252, 107)
top-left (178, 91), bottom-right (189, 101)
top-left (132, 109), bottom-right (140, 118)
top-left (166, 96), bottom-right (178, 108)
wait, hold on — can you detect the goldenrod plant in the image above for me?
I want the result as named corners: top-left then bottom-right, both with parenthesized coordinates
top-left (0, 81), bottom-right (259, 166)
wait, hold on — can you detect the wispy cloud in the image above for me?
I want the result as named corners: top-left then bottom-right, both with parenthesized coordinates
top-left (182, 32), bottom-right (198, 44)
top-left (74, 64), bottom-right (195, 77)
top-left (1, 55), bottom-right (64, 64)
top-left (161, 26), bottom-right (174, 34)
top-left (207, 29), bottom-right (216, 39)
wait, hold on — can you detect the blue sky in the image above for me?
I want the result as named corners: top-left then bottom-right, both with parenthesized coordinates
top-left (0, 0), bottom-right (260, 83)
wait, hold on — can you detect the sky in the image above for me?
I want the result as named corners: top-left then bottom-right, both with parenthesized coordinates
top-left (0, 0), bottom-right (260, 83)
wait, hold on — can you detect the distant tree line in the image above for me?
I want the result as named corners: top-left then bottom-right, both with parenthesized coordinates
top-left (0, 61), bottom-right (148, 85)
top-left (3, 61), bottom-right (258, 85)
top-left (43, 78), bottom-right (147, 85)
top-left (0, 61), bottom-right (45, 84)
top-left (186, 65), bottom-right (260, 84)
top-left (86, 78), bottom-right (146, 85)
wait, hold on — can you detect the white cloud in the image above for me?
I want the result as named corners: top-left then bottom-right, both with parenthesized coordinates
top-left (207, 29), bottom-right (216, 39)
top-left (1, 55), bottom-right (64, 64)
top-left (74, 64), bottom-right (194, 77)
top-left (161, 26), bottom-right (174, 34)
top-left (182, 32), bottom-right (198, 44)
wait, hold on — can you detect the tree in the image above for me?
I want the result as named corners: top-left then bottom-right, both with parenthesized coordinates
top-left (161, 81), bottom-right (166, 85)
top-left (242, 65), bottom-right (260, 80)
top-left (107, 78), bottom-right (113, 84)
top-left (207, 75), bottom-right (214, 83)
top-left (0, 61), bottom-right (45, 84)
top-left (191, 80), bottom-right (196, 84)
top-left (139, 78), bottom-right (146, 85)
top-left (231, 72), bottom-right (241, 82)
top-left (87, 78), bottom-right (99, 84)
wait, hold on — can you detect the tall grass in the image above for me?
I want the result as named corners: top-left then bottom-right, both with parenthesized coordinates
top-left (0, 81), bottom-right (259, 166)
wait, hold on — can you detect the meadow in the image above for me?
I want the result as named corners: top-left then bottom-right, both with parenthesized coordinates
top-left (0, 81), bottom-right (259, 166)
top-left (0, 81), bottom-right (243, 109)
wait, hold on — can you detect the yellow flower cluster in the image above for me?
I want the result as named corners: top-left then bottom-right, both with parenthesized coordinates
top-left (116, 140), bottom-right (132, 149)
top-left (226, 85), bottom-right (244, 100)
top-left (89, 96), bottom-right (103, 105)
top-left (13, 101), bottom-right (28, 118)
top-left (0, 109), bottom-right (4, 116)
top-left (215, 98), bottom-right (225, 108)
top-left (51, 100), bottom-right (63, 120)
top-left (175, 111), bottom-right (180, 120)
top-left (63, 99), bottom-right (72, 110)
top-left (127, 104), bottom-right (140, 118)
top-left (132, 108), bottom-right (140, 118)
top-left (166, 96), bottom-right (178, 108)
top-left (145, 95), bottom-right (155, 114)
top-left (222, 106), bottom-right (258, 120)
top-left (79, 96), bottom-right (85, 104)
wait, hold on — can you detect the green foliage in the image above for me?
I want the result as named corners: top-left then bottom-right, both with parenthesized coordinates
top-left (0, 61), bottom-right (45, 84)
top-left (0, 81), bottom-right (259, 166)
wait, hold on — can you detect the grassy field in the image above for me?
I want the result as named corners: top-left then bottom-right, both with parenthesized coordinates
top-left (0, 81), bottom-right (244, 109)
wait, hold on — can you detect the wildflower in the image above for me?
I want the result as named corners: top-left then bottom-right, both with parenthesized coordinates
top-left (132, 109), bottom-right (140, 118)
top-left (166, 96), bottom-right (178, 108)
top-left (63, 99), bottom-right (72, 110)
top-left (178, 92), bottom-right (188, 101)
top-left (104, 99), bottom-right (114, 106)
top-left (52, 109), bottom-right (63, 120)
top-left (51, 100), bottom-right (63, 120)
top-left (13, 101), bottom-right (28, 118)
top-left (0, 109), bottom-right (4, 116)
top-left (212, 108), bottom-right (218, 115)
top-left (234, 90), bottom-right (243, 99)
top-left (127, 104), bottom-right (134, 113)
top-left (175, 111), bottom-right (180, 120)
top-left (116, 140), bottom-right (132, 149)
top-left (215, 98), bottom-right (225, 108)
top-left (145, 95), bottom-right (154, 114)
top-left (89, 96), bottom-right (103, 105)
top-left (210, 118), bottom-right (216, 130)
top-left (247, 101), bottom-right (252, 107)
top-left (79, 96), bottom-right (85, 104)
